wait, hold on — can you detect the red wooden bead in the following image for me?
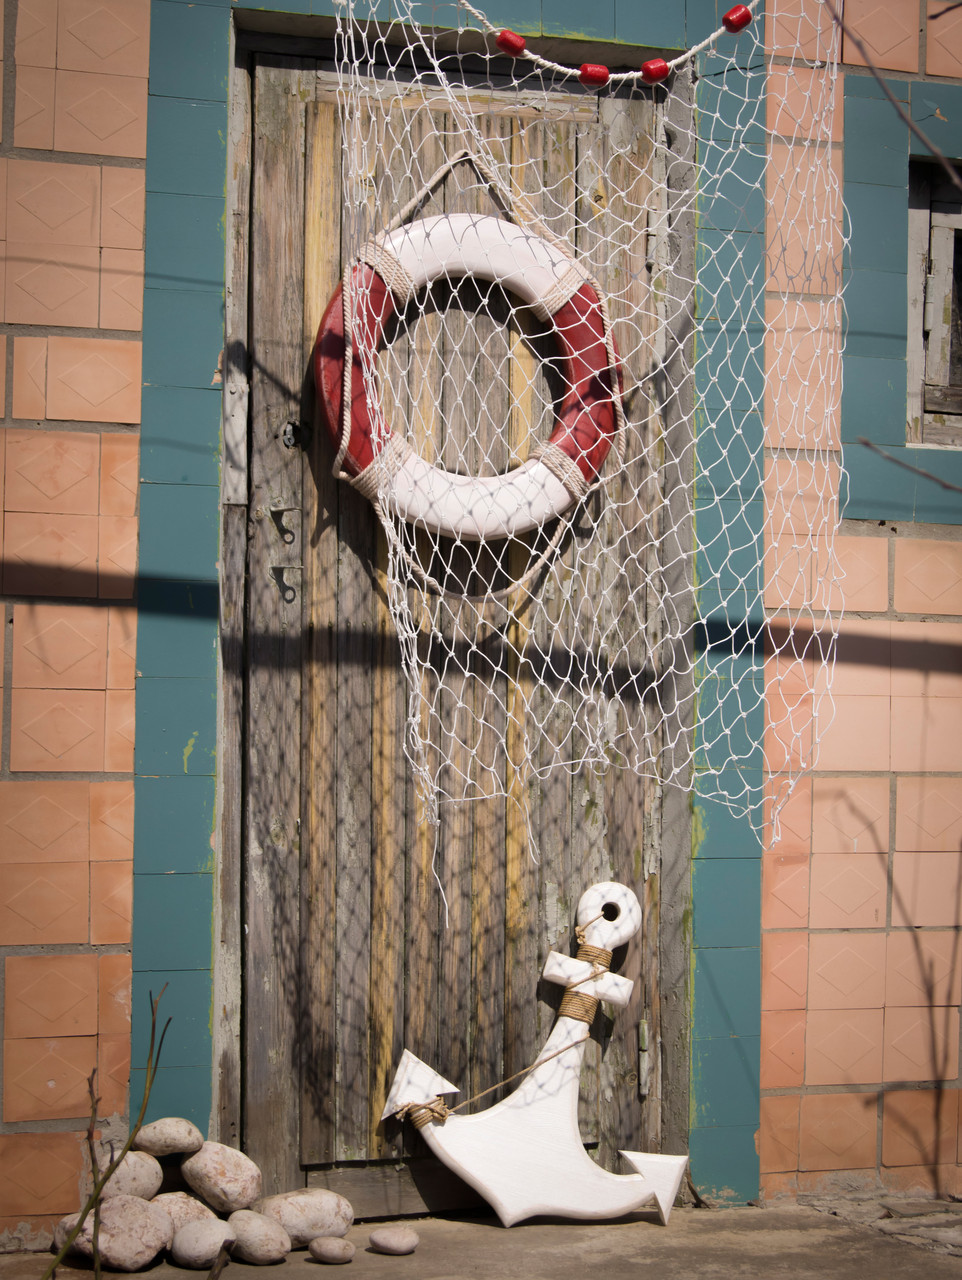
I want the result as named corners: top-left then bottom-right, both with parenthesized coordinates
top-left (496, 29), bottom-right (526, 56)
top-left (641, 58), bottom-right (670, 84)
top-left (579, 63), bottom-right (610, 87)
top-left (723, 4), bottom-right (752, 32)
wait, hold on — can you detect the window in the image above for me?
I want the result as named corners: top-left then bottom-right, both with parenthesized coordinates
top-left (908, 160), bottom-right (962, 447)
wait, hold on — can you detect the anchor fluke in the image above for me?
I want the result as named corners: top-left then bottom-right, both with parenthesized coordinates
top-left (381, 1049), bottom-right (459, 1122)
top-left (618, 1152), bottom-right (690, 1225)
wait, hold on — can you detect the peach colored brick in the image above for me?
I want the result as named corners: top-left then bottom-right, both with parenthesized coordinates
top-left (0, 1132), bottom-right (86, 1217)
top-left (0, 862), bottom-right (88, 946)
top-left (3, 1036), bottom-right (98, 1122)
top-left (815, 618), bottom-right (891, 699)
top-left (896, 776), bottom-right (962, 852)
top-left (882, 1087), bottom-right (959, 1167)
top-left (57, 0), bottom-right (150, 77)
top-left (762, 850), bottom-right (809, 929)
top-left (894, 538), bottom-right (962, 614)
top-left (101, 167), bottom-right (144, 249)
top-left (890, 696), bottom-right (962, 772)
top-left (12, 602), bottom-right (108, 689)
top-left (99, 514), bottom-right (137, 598)
top-left (14, 65), bottom-right (55, 149)
top-left (100, 246), bottom-right (143, 330)
top-left (107, 606), bottom-right (136, 688)
top-left (814, 693), bottom-right (890, 772)
top-left (892, 852), bottom-right (962, 927)
top-left (53, 70), bottom-right (148, 159)
top-left (797, 1169), bottom-right (879, 1197)
top-left (808, 933), bottom-right (886, 1011)
top-left (759, 1095), bottom-right (801, 1173)
top-left (6, 158), bottom-right (100, 246)
top-left (15, 0), bottom-right (57, 68)
top-left (842, 0), bottom-right (919, 72)
top-left (100, 433), bottom-right (138, 516)
top-left (5, 242), bottom-right (100, 328)
top-left (2, 511), bottom-right (99, 598)
top-left (98, 953), bottom-right (131, 1036)
top-left (891, 621), bottom-right (962, 697)
top-left (764, 296), bottom-right (841, 450)
top-left (886, 930), bottom-right (962, 1007)
top-left (0, 780), bottom-right (89, 863)
top-left (883, 1006), bottom-right (960, 1082)
top-left (798, 1092), bottom-right (878, 1171)
top-left (767, 0), bottom-right (837, 60)
top-left (0, 336), bottom-right (7, 417)
top-left (0, 159), bottom-right (8, 242)
top-left (928, 0), bottom-right (962, 75)
top-left (5, 429), bottom-right (100, 515)
top-left (805, 1008), bottom-right (884, 1085)
top-left (10, 688), bottom-right (105, 771)
top-left (97, 1034), bottom-right (130, 1117)
top-left (46, 336), bottom-right (141, 424)
top-left (809, 853), bottom-right (888, 929)
top-left (764, 533), bottom-right (814, 611)
top-left (90, 860), bottom-right (131, 944)
top-left (762, 932), bottom-right (809, 1011)
top-left (880, 1162), bottom-right (962, 1197)
top-left (4, 954), bottom-right (98, 1038)
top-left (12, 336), bottom-right (47, 420)
top-left (766, 64), bottom-right (842, 143)
top-left (760, 1009), bottom-right (806, 1087)
top-left (765, 775), bottom-right (812, 854)
top-left (104, 689), bottom-right (134, 771)
top-left (767, 144), bottom-right (843, 294)
top-left (90, 780), bottom-right (133, 860)
top-left (765, 454), bottom-right (841, 533)
top-left (766, 670), bottom-right (813, 772)
top-left (821, 535), bottom-right (888, 613)
top-left (811, 775), bottom-right (890, 854)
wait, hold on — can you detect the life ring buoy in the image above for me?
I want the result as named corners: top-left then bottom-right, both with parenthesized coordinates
top-left (313, 213), bottom-right (621, 541)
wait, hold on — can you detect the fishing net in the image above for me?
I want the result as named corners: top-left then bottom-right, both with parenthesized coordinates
top-left (322, 0), bottom-right (845, 842)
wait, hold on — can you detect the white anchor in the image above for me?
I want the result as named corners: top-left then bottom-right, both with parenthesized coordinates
top-left (381, 881), bottom-right (688, 1226)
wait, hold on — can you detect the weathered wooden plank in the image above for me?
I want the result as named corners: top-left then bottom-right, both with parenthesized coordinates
top-left (301, 97), bottom-right (342, 1166)
top-left (245, 55), bottom-right (314, 1192)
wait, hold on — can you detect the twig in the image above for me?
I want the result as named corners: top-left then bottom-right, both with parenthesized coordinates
top-left (857, 436), bottom-right (962, 494)
top-left (206, 1242), bottom-right (232, 1280)
top-left (41, 987), bottom-right (171, 1280)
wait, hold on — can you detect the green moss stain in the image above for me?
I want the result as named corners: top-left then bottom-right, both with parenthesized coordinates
top-left (183, 733), bottom-right (198, 772)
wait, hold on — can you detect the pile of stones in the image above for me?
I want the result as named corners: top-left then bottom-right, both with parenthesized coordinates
top-left (53, 1117), bottom-right (418, 1269)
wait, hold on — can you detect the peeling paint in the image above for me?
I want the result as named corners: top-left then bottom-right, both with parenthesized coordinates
top-left (183, 733), bottom-right (198, 772)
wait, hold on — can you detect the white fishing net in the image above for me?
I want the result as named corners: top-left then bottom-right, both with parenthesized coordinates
top-left (320, 0), bottom-right (845, 842)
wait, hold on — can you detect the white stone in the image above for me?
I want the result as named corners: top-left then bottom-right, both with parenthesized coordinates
top-left (309, 1236), bottom-right (356, 1264)
top-left (368, 1225), bottom-right (419, 1255)
top-left (181, 1142), bottom-right (262, 1213)
top-left (252, 1188), bottom-right (353, 1246)
top-left (228, 1209), bottom-right (292, 1264)
top-left (170, 1219), bottom-right (236, 1270)
top-left (151, 1192), bottom-right (218, 1233)
top-left (53, 1212), bottom-right (85, 1255)
top-left (63, 1195), bottom-right (172, 1272)
top-left (99, 1150), bottom-right (164, 1201)
top-left (134, 1117), bottom-right (205, 1158)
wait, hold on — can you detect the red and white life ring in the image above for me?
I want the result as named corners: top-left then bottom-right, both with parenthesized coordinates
top-left (313, 213), bottom-right (621, 541)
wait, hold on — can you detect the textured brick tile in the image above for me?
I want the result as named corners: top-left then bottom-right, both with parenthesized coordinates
top-left (100, 247), bottom-right (143, 330)
top-left (809, 852), bottom-right (887, 929)
top-left (808, 932), bottom-right (886, 1010)
top-left (883, 1006), bottom-right (960, 1082)
top-left (5, 429), bottom-right (99, 515)
top-left (886, 930), bottom-right (962, 1007)
top-left (99, 515), bottom-right (137, 598)
top-left (90, 859), bottom-right (131, 943)
top-left (759, 1095), bottom-right (801, 1173)
top-left (97, 1034), bottom-right (130, 1117)
top-left (896, 777), bottom-right (962, 852)
top-left (15, 0), bottom-right (57, 68)
top-left (100, 433), bottom-right (138, 517)
top-left (46, 336), bottom-right (141, 424)
top-left (10, 688), bottom-right (105, 771)
top-left (0, 862), bottom-right (88, 946)
top-left (762, 850), bottom-right (809, 929)
top-left (764, 296), bottom-right (841, 449)
top-left (762, 932), bottom-right (809, 1011)
top-left (798, 1092), bottom-right (878, 1170)
top-left (891, 621), bottom-right (962, 697)
top-left (103, 689), bottom-right (134, 771)
top-left (0, 780), bottom-right (89, 863)
top-left (814, 694), bottom-right (890, 772)
top-left (6, 158), bottom-right (100, 246)
top-left (928, 0), bottom-right (962, 75)
top-left (892, 851), bottom-right (962, 927)
top-left (98, 953), bottom-right (131, 1035)
top-left (891, 696), bottom-right (962, 772)
top-left (5, 242), bottom-right (100, 328)
top-left (90, 779), bottom-right (133, 860)
top-left (767, 65), bottom-right (842, 142)
top-left (101, 167), bottom-right (144, 249)
top-left (2, 511), bottom-right (99, 597)
top-left (3, 1036), bottom-right (98, 1121)
top-left (811, 775), bottom-right (890, 854)
top-left (14, 65), bottom-right (55, 149)
top-left (53, 70), bottom-right (147, 158)
top-left (12, 336), bottom-right (47, 420)
top-left (106, 606), bottom-right (136, 688)
top-left (12, 602), bottom-right (108, 689)
top-left (894, 539), bottom-right (962, 614)
top-left (842, 0), bottom-right (919, 71)
top-left (4, 954), bottom-right (98, 1038)
top-left (760, 1009), bottom-right (806, 1087)
top-left (0, 1132), bottom-right (86, 1217)
top-left (57, 0), bottom-right (149, 77)
top-left (805, 1008), bottom-right (884, 1085)
top-left (883, 1087), bottom-right (959, 1166)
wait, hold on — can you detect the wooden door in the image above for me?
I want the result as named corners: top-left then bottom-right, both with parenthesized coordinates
top-left (237, 48), bottom-right (679, 1213)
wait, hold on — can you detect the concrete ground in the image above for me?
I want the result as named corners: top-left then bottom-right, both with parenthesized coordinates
top-left (3, 1204), bottom-right (962, 1280)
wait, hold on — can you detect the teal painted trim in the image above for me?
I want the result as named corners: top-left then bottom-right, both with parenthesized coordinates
top-left (133, 873), bottom-right (215, 970)
top-left (691, 1036), bottom-right (760, 1125)
top-left (693, 768), bottom-right (763, 857)
top-left (691, 860), bottom-right (761, 948)
top-left (137, 580), bottom-right (218, 680)
top-left (695, 405), bottom-right (763, 503)
top-left (139, 484), bottom-right (219, 581)
top-left (150, 1), bottom-right (229, 100)
top-left (541, 0), bottom-right (616, 42)
top-left (142, 289), bottom-right (225, 388)
top-left (693, 948), bottom-right (761, 1038)
top-left (147, 99), bottom-right (229, 198)
top-left (135, 776), bottom-right (217, 873)
top-left (145, 193), bottom-right (226, 293)
top-left (136, 678), bottom-right (218, 777)
top-left (130, 1066), bottom-right (213, 1130)
top-left (842, 74), bottom-right (962, 525)
top-left (132, 969), bottom-right (215, 1065)
top-left (688, 1125), bottom-right (759, 1205)
top-left (141, 385), bottom-right (223, 485)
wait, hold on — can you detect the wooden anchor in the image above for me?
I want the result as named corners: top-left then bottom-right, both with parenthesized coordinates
top-left (381, 881), bottom-right (688, 1227)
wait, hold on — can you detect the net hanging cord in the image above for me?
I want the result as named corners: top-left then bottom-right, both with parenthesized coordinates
top-left (334, 146), bottom-right (629, 604)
